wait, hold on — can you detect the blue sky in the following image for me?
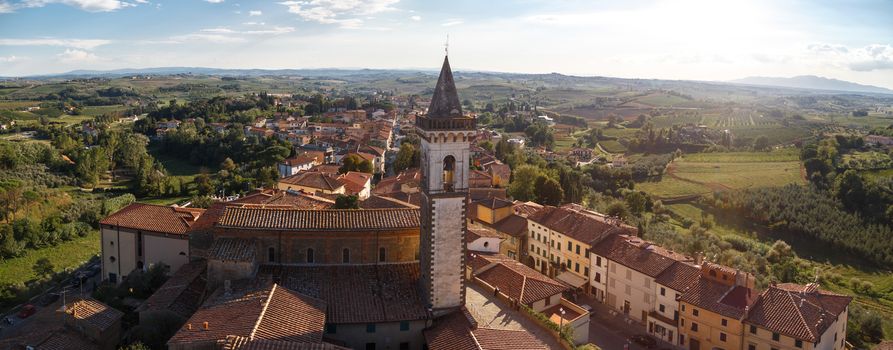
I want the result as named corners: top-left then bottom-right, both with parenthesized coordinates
top-left (1, 0), bottom-right (892, 88)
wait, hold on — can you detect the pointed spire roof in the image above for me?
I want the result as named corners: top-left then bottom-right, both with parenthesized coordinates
top-left (427, 56), bottom-right (463, 119)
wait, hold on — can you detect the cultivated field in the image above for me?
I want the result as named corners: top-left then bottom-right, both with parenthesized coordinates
top-left (637, 150), bottom-right (804, 199)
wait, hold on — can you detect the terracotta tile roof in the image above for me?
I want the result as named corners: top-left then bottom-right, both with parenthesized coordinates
top-left (474, 260), bottom-right (567, 305)
top-left (358, 195), bottom-right (417, 209)
top-left (168, 284), bottom-right (326, 346)
top-left (279, 172), bottom-right (345, 192)
top-left (209, 237), bottom-right (257, 262)
top-left (679, 278), bottom-right (752, 319)
top-left (424, 308), bottom-right (480, 350)
top-left (512, 201), bottom-right (543, 217)
top-left (745, 283), bottom-right (852, 342)
top-left (60, 298), bottom-right (123, 332)
top-left (875, 341), bottom-right (893, 350)
top-left (476, 213), bottom-right (528, 238)
top-left (215, 207), bottom-right (420, 231)
top-left (137, 260), bottom-right (208, 318)
top-left (339, 171), bottom-right (371, 195)
top-left (372, 169), bottom-right (420, 195)
top-left (221, 336), bottom-right (350, 350)
top-left (1, 327), bottom-right (98, 350)
top-left (379, 192), bottom-right (421, 206)
top-left (475, 197), bottom-right (512, 210)
top-left (467, 225), bottom-right (501, 243)
top-left (282, 154), bottom-right (321, 166)
top-left (528, 206), bottom-right (631, 244)
top-left (308, 164), bottom-right (341, 175)
top-left (424, 308), bottom-right (549, 350)
top-left (604, 238), bottom-right (679, 277)
top-left (468, 188), bottom-right (507, 202)
top-left (229, 189), bottom-right (335, 210)
top-left (100, 203), bottom-right (204, 235)
top-left (467, 252), bottom-right (516, 272)
top-left (257, 263), bottom-right (428, 324)
top-left (655, 261), bottom-right (701, 292)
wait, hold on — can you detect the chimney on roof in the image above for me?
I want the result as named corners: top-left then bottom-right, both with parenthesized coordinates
top-left (799, 298), bottom-right (805, 308)
top-left (187, 323), bottom-right (193, 330)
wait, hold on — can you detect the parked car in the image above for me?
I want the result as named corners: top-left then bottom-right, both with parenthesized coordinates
top-left (629, 335), bottom-right (657, 348)
top-left (17, 305), bottom-right (36, 319)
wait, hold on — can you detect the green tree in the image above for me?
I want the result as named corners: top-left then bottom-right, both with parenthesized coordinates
top-left (394, 143), bottom-right (420, 173)
top-left (508, 165), bottom-right (542, 202)
top-left (534, 175), bottom-right (563, 206)
top-left (194, 174), bottom-right (215, 196)
top-left (340, 154), bottom-right (373, 174)
top-left (605, 201), bottom-right (630, 219)
top-left (625, 191), bottom-right (647, 215)
top-left (220, 157), bottom-right (236, 172)
top-left (753, 135), bottom-right (770, 151)
top-left (334, 194), bottom-right (360, 209)
top-left (33, 257), bottom-right (54, 279)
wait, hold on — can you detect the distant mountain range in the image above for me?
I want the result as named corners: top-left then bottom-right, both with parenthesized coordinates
top-left (27, 67), bottom-right (438, 78)
top-left (731, 75), bottom-right (893, 95)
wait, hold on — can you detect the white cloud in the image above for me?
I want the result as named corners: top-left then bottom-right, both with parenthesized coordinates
top-left (18, 0), bottom-right (133, 12)
top-left (205, 0), bottom-right (224, 3)
top-left (242, 21), bottom-right (266, 25)
top-left (169, 33), bottom-right (246, 44)
top-left (441, 19), bottom-right (462, 27)
top-left (278, 0), bottom-right (399, 28)
top-left (410, 15), bottom-right (420, 21)
top-left (809, 43), bottom-right (893, 72)
top-left (57, 49), bottom-right (98, 62)
top-left (249, 10), bottom-right (261, 16)
top-left (0, 1), bottom-right (14, 13)
top-left (201, 26), bottom-right (295, 35)
top-left (0, 56), bottom-right (21, 63)
top-left (0, 38), bottom-right (110, 49)
top-left (133, 0), bottom-right (149, 3)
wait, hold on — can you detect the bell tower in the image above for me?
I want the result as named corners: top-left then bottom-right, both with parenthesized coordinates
top-left (418, 54), bottom-right (475, 316)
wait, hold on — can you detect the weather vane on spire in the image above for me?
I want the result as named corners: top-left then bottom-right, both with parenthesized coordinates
top-left (445, 34), bottom-right (449, 56)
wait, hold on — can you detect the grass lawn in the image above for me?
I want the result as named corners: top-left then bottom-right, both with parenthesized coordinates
top-left (137, 196), bottom-right (190, 206)
top-left (0, 230), bottom-right (99, 286)
top-left (599, 140), bottom-right (628, 153)
top-left (553, 136), bottom-right (575, 152)
top-left (637, 151), bottom-right (804, 199)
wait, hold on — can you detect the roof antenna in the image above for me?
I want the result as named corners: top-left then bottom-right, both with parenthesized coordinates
top-left (445, 34), bottom-right (449, 56)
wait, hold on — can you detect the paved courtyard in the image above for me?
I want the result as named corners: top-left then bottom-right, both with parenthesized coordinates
top-left (465, 283), bottom-right (565, 349)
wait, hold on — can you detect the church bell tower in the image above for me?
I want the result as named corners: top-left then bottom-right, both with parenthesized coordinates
top-left (418, 54), bottom-right (475, 316)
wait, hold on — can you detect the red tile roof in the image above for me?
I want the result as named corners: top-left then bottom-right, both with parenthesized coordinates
top-left (215, 207), bottom-right (420, 231)
top-left (339, 171), bottom-right (371, 195)
top-left (209, 237), bottom-right (257, 262)
top-left (168, 284), bottom-right (326, 346)
top-left (655, 261), bottom-right (701, 292)
top-left (358, 195), bottom-right (417, 209)
top-left (604, 238), bottom-right (679, 278)
top-left (100, 203), bottom-right (204, 235)
top-left (424, 308), bottom-right (549, 350)
top-left (467, 225), bottom-right (502, 243)
top-left (746, 283), bottom-right (852, 342)
top-left (258, 263), bottom-right (428, 324)
top-left (279, 172), bottom-right (345, 192)
top-left (372, 169), bottom-right (420, 195)
top-left (229, 189), bottom-right (335, 209)
top-left (475, 197), bottom-right (512, 210)
top-left (137, 260), bottom-right (208, 318)
top-left (679, 278), bottom-right (752, 319)
top-left (528, 206), bottom-right (632, 244)
top-left (221, 336), bottom-right (350, 350)
top-left (474, 260), bottom-right (567, 305)
top-left (61, 298), bottom-right (124, 332)
top-left (467, 252), bottom-right (516, 272)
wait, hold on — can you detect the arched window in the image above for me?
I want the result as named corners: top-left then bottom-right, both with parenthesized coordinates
top-left (342, 248), bottom-right (350, 263)
top-left (268, 247), bottom-right (275, 263)
top-left (443, 155), bottom-right (456, 192)
top-left (379, 247), bottom-right (387, 262)
top-left (109, 256), bottom-right (116, 263)
top-left (307, 248), bottom-right (315, 263)
top-left (483, 241), bottom-right (490, 248)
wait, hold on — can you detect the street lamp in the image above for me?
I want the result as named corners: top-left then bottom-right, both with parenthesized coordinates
top-left (558, 307), bottom-right (566, 337)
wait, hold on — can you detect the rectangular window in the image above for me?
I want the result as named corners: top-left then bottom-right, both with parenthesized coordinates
top-left (400, 321), bottom-right (410, 331)
top-left (750, 325), bottom-right (757, 334)
top-left (626, 269), bottom-right (632, 280)
top-left (720, 332), bottom-right (726, 342)
top-left (575, 262), bottom-right (580, 272)
top-left (692, 308), bottom-right (699, 316)
top-left (576, 244), bottom-right (580, 254)
top-left (584, 267), bottom-right (589, 277)
top-left (366, 324), bottom-right (376, 333)
top-left (531, 244), bottom-right (535, 251)
top-left (795, 340), bottom-right (803, 348)
top-left (659, 304), bottom-right (665, 312)
top-left (596, 256), bottom-right (602, 266)
top-left (748, 345), bottom-right (756, 350)
top-left (772, 333), bottom-right (780, 341)
top-left (681, 304), bottom-right (685, 312)
top-left (660, 287), bottom-right (666, 296)
top-left (691, 322), bottom-right (698, 332)
top-left (567, 241), bottom-right (572, 251)
top-left (721, 318), bottom-right (727, 327)
top-left (595, 273), bottom-right (601, 283)
top-left (585, 249), bottom-right (590, 258)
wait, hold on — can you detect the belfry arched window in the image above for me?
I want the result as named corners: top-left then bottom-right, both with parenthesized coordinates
top-left (443, 155), bottom-right (456, 192)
